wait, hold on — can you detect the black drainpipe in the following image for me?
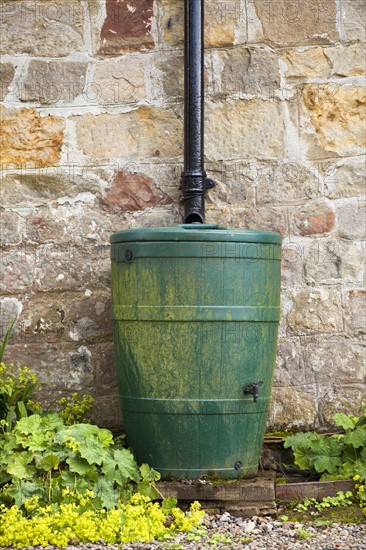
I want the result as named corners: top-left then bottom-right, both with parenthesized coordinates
top-left (181, 0), bottom-right (214, 224)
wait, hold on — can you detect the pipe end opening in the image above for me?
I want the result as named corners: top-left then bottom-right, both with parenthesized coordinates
top-left (183, 213), bottom-right (204, 224)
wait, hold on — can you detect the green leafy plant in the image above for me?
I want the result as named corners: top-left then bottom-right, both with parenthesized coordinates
top-left (295, 527), bottom-right (314, 540)
top-left (0, 321), bottom-right (41, 431)
top-left (295, 491), bottom-right (353, 512)
top-left (0, 413), bottom-right (163, 509)
top-left (57, 392), bottom-right (94, 426)
top-left (0, 320), bottom-right (16, 364)
top-left (207, 532), bottom-right (233, 545)
top-left (0, 493), bottom-right (205, 547)
top-left (0, 323), bottom-right (209, 547)
top-left (283, 405), bottom-right (366, 513)
top-left (0, 361), bottom-right (40, 432)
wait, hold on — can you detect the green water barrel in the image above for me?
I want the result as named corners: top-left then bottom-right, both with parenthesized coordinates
top-left (110, 224), bottom-right (281, 480)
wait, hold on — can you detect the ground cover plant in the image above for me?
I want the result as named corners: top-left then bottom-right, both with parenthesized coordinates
top-left (283, 405), bottom-right (366, 515)
top-left (0, 323), bottom-right (205, 547)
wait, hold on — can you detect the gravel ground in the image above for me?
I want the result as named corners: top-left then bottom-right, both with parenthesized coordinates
top-left (15, 513), bottom-right (366, 550)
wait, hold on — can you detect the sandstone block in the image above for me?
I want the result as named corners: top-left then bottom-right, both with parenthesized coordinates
top-left (74, 107), bottom-right (183, 160)
top-left (252, 0), bottom-right (338, 45)
top-left (25, 213), bottom-right (67, 245)
top-left (0, 172), bottom-right (99, 207)
top-left (269, 387), bottom-right (317, 430)
top-left (92, 57), bottom-right (146, 106)
top-left (343, 0), bottom-right (366, 41)
top-left (0, 63), bottom-right (15, 100)
top-left (273, 337), bottom-right (303, 386)
top-left (0, 249), bottom-right (34, 292)
top-left (230, 206), bottom-right (287, 237)
top-left (160, 0), bottom-right (184, 46)
top-left (324, 43), bottom-right (366, 77)
top-left (130, 207), bottom-right (178, 229)
top-left (218, 47), bottom-right (280, 99)
top-left (0, 242), bottom-right (111, 294)
top-left (206, 99), bottom-right (286, 160)
top-left (283, 47), bottom-right (331, 78)
top-left (99, 0), bottom-right (154, 54)
top-left (0, 1), bottom-right (84, 56)
top-left (305, 240), bottom-right (365, 285)
top-left (100, 170), bottom-right (172, 213)
top-left (205, 0), bottom-right (238, 46)
top-left (281, 240), bottom-right (306, 288)
top-left (93, 342), bottom-right (118, 394)
top-left (0, 108), bottom-right (64, 168)
top-left (338, 199), bottom-right (366, 240)
top-left (150, 52), bottom-right (184, 101)
top-left (317, 385), bottom-right (366, 427)
top-left (160, 0), bottom-right (237, 46)
top-left (0, 209), bottom-right (22, 245)
top-left (91, 395), bottom-right (122, 430)
top-left (288, 287), bottom-right (343, 333)
top-left (344, 290), bottom-right (366, 336)
top-left (322, 157), bottom-right (366, 199)
top-left (302, 85), bottom-right (366, 156)
top-left (289, 201), bottom-right (335, 236)
top-left (15, 295), bottom-right (65, 345)
top-left (302, 338), bottom-right (366, 386)
top-left (28, 245), bottom-right (111, 292)
top-left (10, 292), bottom-right (86, 346)
top-left (284, 43), bottom-right (366, 80)
top-left (255, 161), bottom-right (321, 205)
top-left (204, 160), bottom-right (254, 206)
top-left (0, 297), bottom-right (23, 336)
top-left (5, 342), bottom-right (94, 392)
top-left (21, 60), bottom-right (87, 103)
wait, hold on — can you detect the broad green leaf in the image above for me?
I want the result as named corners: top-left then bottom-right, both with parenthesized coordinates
top-left (113, 448), bottom-right (140, 482)
top-left (337, 461), bottom-right (357, 479)
top-left (309, 437), bottom-right (342, 474)
top-left (39, 454), bottom-right (60, 471)
top-left (354, 459), bottom-right (366, 480)
top-left (283, 431), bottom-right (319, 450)
top-left (0, 471), bottom-right (11, 484)
top-left (2, 433), bottom-right (17, 452)
top-left (341, 444), bottom-right (360, 465)
top-left (66, 456), bottom-right (97, 477)
top-left (101, 448), bottom-right (140, 485)
top-left (15, 414), bottom-right (41, 435)
top-left (60, 470), bottom-right (76, 489)
top-left (313, 454), bottom-right (341, 474)
top-left (7, 454), bottom-right (36, 479)
top-left (93, 478), bottom-right (119, 509)
top-left (96, 429), bottom-right (114, 448)
top-left (79, 439), bottom-right (107, 466)
top-left (7, 479), bottom-right (44, 508)
top-left (343, 425), bottom-right (366, 449)
top-left (292, 447), bottom-right (312, 471)
top-left (140, 463), bottom-right (161, 482)
top-left (333, 413), bottom-right (357, 431)
top-left (161, 497), bottom-right (178, 513)
top-left (42, 412), bottom-right (66, 432)
top-left (291, 435), bottom-right (342, 474)
top-left (18, 431), bottom-right (46, 452)
top-left (137, 479), bottom-right (159, 500)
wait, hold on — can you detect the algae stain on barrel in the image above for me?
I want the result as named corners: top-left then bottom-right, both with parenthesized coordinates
top-left (111, 224), bottom-right (281, 480)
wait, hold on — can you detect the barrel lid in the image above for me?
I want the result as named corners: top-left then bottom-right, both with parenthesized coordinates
top-left (110, 224), bottom-right (282, 244)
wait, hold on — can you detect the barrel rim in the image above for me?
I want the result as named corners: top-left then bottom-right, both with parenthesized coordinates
top-left (110, 225), bottom-right (282, 245)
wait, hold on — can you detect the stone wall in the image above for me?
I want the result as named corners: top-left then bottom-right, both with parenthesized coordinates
top-left (0, 0), bottom-right (365, 430)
